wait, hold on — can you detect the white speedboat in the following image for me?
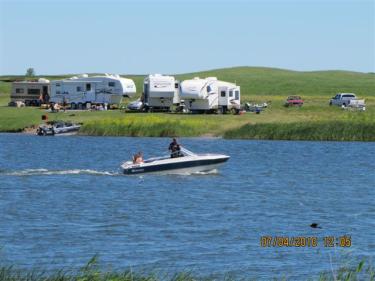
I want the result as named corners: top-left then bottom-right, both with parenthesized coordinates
top-left (36, 121), bottom-right (81, 136)
top-left (121, 147), bottom-right (229, 175)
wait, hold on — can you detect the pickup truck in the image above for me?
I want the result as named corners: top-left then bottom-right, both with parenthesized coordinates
top-left (329, 93), bottom-right (357, 106)
top-left (345, 99), bottom-right (366, 111)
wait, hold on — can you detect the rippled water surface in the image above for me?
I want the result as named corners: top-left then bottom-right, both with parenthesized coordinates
top-left (0, 134), bottom-right (374, 280)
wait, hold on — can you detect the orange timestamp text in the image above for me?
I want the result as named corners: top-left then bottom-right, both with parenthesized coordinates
top-left (260, 235), bottom-right (352, 248)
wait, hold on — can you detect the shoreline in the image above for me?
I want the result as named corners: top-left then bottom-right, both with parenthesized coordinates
top-left (1, 124), bottom-right (373, 142)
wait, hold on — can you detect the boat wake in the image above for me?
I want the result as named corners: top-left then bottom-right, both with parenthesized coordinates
top-left (168, 169), bottom-right (219, 176)
top-left (192, 168), bottom-right (219, 175)
top-left (2, 168), bottom-right (118, 176)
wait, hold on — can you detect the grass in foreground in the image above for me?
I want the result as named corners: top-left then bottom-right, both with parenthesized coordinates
top-left (0, 257), bottom-right (373, 281)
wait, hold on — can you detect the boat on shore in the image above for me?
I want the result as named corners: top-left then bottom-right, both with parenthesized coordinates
top-left (36, 121), bottom-right (81, 136)
top-left (121, 147), bottom-right (229, 175)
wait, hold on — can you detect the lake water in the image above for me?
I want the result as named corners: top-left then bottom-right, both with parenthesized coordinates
top-left (0, 134), bottom-right (374, 280)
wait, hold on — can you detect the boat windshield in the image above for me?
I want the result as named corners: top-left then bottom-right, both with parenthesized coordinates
top-left (143, 156), bottom-right (170, 163)
top-left (133, 147), bottom-right (196, 164)
top-left (180, 147), bottom-right (196, 156)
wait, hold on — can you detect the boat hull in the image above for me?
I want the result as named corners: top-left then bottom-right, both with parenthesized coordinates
top-left (122, 156), bottom-right (229, 175)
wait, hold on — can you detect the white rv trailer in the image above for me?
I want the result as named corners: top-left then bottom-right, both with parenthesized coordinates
top-left (50, 74), bottom-right (136, 109)
top-left (179, 77), bottom-right (240, 113)
top-left (142, 74), bottom-right (180, 111)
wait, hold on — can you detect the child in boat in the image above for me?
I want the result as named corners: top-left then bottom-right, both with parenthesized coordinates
top-left (133, 152), bottom-right (144, 164)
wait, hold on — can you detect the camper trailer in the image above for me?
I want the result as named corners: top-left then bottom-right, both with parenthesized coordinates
top-left (142, 74), bottom-right (180, 111)
top-left (10, 78), bottom-right (50, 106)
top-left (50, 74), bottom-right (136, 109)
top-left (179, 77), bottom-right (240, 113)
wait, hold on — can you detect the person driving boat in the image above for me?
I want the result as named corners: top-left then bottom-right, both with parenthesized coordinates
top-left (168, 138), bottom-right (182, 158)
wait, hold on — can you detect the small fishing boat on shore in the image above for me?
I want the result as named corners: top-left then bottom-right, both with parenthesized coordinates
top-left (121, 147), bottom-right (229, 175)
top-left (36, 121), bottom-right (81, 136)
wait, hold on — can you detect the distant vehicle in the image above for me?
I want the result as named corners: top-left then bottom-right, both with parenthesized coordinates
top-left (142, 74), bottom-right (180, 112)
top-left (329, 93), bottom-right (357, 106)
top-left (345, 99), bottom-right (366, 111)
top-left (284, 96), bottom-right (303, 107)
top-left (10, 78), bottom-right (50, 106)
top-left (179, 77), bottom-right (241, 113)
top-left (127, 99), bottom-right (143, 111)
top-left (36, 121), bottom-right (81, 136)
top-left (50, 74), bottom-right (136, 109)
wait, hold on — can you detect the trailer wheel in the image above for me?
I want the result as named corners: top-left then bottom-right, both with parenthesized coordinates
top-left (78, 103), bottom-right (83, 110)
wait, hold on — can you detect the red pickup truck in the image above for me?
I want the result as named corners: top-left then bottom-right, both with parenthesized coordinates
top-left (284, 96), bottom-right (304, 107)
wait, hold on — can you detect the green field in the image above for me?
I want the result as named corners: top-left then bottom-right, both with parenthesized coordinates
top-left (0, 67), bottom-right (374, 140)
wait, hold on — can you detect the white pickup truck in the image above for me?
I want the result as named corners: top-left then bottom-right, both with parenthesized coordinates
top-left (329, 93), bottom-right (357, 106)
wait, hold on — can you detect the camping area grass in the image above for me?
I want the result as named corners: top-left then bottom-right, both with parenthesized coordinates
top-left (0, 67), bottom-right (374, 140)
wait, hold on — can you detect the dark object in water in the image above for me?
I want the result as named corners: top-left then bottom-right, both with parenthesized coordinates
top-left (310, 223), bottom-right (322, 229)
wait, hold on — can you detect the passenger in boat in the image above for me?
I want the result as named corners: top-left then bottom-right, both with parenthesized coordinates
top-left (169, 138), bottom-right (181, 158)
top-left (133, 152), bottom-right (144, 164)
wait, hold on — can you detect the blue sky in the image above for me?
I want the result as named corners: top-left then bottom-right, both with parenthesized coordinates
top-left (0, 0), bottom-right (374, 75)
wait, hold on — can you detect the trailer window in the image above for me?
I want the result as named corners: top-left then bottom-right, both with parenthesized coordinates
top-left (15, 88), bottom-right (24, 94)
top-left (229, 91), bottom-right (233, 97)
top-left (108, 82), bottom-right (115, 87)
top-left (56, 83), bottom-right (60, 87)
top-left (86, 83), bottom-right (91, 91)
top-left (235, 90), bottom-right (240, 100)
top-left (76, 86), bottom-right (82, 92)
top-left (207, 85), bottom-right (212, 93)
top-left (175, 83), bottom-right (179, 89)
top-left (221, 91), bottom-right (226, 97)
top-left (27, 89), bottom-right (40, 95)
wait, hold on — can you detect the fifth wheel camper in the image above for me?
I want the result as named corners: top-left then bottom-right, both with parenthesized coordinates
top-left (50, 74), bottom-right (136, 109)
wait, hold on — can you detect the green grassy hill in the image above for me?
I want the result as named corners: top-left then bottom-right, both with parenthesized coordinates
top-left (0, 67), bottom-right (374, 140)
top-left (1, 67), bottom-right (374, 102)
top-left (176, 67), bottom-right (375, 99)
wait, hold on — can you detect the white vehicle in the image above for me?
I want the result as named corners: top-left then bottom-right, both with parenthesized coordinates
top-left (179, 77), bottom-right (240, 113)
top-left (142, 74), bottom-right (179, 111)
top-left (346, 99), bottom-right (366, 111)
top-left (50, 74), bottom-right (136, 109)
top-left (127, 99), bottom-right (143, 111)
top-left (329, 93), bottom-right (357, 107)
